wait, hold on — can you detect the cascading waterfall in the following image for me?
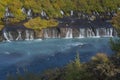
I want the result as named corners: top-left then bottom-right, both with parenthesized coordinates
top-left (90, 28), bottom-right (95, 37)
top-left (2, 27), bottom-right (117, 41)
top-left (60, 10), bottom-right (64, 16)
top-left (106, 28), bottom-right (109, 37)
top-left (27, 9), bottom-right (32, 16)
top-left (70, 10), bottom-right (74, 16)
top-left (31, 27), bottom-right (113, 39)
top-left (87, 28), bottom-right (95, 37)
top-left (110, 28), bottom-right (113, 37)
top-left (103, 28), bottom-right (113, 37)
top-left (8, 32), bottom-right (13, 40)
top-left (25, 30), bottom-right (30, 40)
top-left (3, 29), bottom-right (10, 42)
top-left (44, 29), bottom-right (49, 38)
top-left (65, 28), bottom-right (73, 38)
top-left (79, 28), bottom-right (85, 38)
top-left (52, 29), bottom-right (55, 38)
top-left (16, 30), bottom-right (22, 40)
top-left (96, 28), bottom-right (100, 37)
top-left (86, 28), bottom-right (90, 37)
top-left (52, 29), bottom-right (58, 38)
top-left (30, 32), bottom-right (34, 40)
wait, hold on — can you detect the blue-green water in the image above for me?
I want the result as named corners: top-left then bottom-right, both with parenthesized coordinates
top-left (0, 38), bottom-right (114, 79)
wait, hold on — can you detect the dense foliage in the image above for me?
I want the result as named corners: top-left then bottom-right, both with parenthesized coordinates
top-left (0, 0), bottom-right (120, 30)
top-left (24, 17), bottom-right (58, 30)
top-left (0, 0), bottom-right (120, 18)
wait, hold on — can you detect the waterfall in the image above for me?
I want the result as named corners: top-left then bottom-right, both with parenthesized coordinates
top-left (21, 7), bottom-right (26, 14)
top-left (3, 29), bottom-right (10, 42)
top-left (90, 28), bottom-right (95, 37)
top-left (44, 29), bottom-right (49, 38)
top-left (16, 31), bottom-right (22, 40)
top-left (103, 28), bottom-right (113, 37)
top-left (41, 10), bottom-right (47, 17)
top-left (30, 32), bottom-right (34, 40)
top-left (8, 32), bottom-right (13, 40)
top-left (5, 7), bottom-right (10, 17)
top-left (79, 28), bottom-right (85, 38)
top-left (60, 10), bottom-right (64, 16)
top-left (96, 28), bottom-right (100, 37)
top-left (110, 28), bottom-right (113, 37)
top-left (87, 28), bottom-right (94, 37)
top-left (58, 34), bottom-right (61, 38)
top-left (27, 9), bottom-right (32, 18)
top-left (52, 29), bottom-right (56, 38)
top-left (25, 30), bottom-right (30, 40)
top-left (65, 28), bottom-right (73, 38)
top-left (27, 9), bottom-right (31, 16)
top-left (70, 10), bottom-right (73, 16)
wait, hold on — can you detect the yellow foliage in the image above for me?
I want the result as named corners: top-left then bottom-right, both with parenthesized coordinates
top-left (91, 53), bottom-right (109, 63)
top-left (24, 17), bottom-right (58, 30)
top-left (0, 24), bottom-right (4, 30)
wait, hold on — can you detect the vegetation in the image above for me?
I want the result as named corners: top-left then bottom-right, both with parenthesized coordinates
top-left (0, 0), bottom-right (120, 30)
top-left (0, 0), bottom-right (120, 18)
top-left (24, 17), bottom-right (58, 30)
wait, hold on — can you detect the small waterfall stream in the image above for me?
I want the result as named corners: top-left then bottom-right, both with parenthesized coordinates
top-left (3, 29), bottom-right (10, 42)
top-left (65, 28), bottom-right (73, 38)
top-left (16, 30), bottom-right (22, 40)
top-left (110, 28), bottom-right (113, 37)
top-left (44, 29), bottom-right (49, 38)
top-left (96, 28), bottom-right (100, 37)
top-left (30, 32), bottom-right (34, 40)
top-left (79, 28), bottom-right (85, 38)
top-left (8, 32), bottom-right (13, 40)
top-left (25, 30), bottom-right (30, 40)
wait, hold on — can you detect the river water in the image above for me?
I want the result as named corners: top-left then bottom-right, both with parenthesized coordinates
top-left (0, 38), bottom-right (115, 80)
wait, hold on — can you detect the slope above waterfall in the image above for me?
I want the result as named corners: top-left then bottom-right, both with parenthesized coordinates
top-left (57, 17), bottom-right (113, 28)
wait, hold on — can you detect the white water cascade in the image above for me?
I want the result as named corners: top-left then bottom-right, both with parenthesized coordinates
top-left (30, 32), bottom-right (34, 40)
top-left (41, 10), bottom-right (47, 17)
top-left (60, 10), bottom-right (64, 16)
top-left (16, 30), bottom-right (22, 40)
top-left (3, 29), bottom-right (10, 42)
top-left (8, 32), bottom-right (13, 40)
top-left (52, 29), bottom-right (58, 38)
top-left (96, 28), bottom-right (100, 37)
top-left (87, 28), bottom-right (95, 37)
top-left (65, 28), bottom-right (73, 38)
top-left (70, 10), bottom-right (74, 16)
top-left (44, 29), bottom-right (49, 38)
top-left (27, 9), bottom-right (32, 16)
top-left (102, 28), bottom-right (113, 37)
top-left (52, 29), bottom-right (55, 38)
top-left (79, 28), bottom-right (85, 38)
top-left (25, 30), bottom-right (30, 40)
top-left (109, 28), bottom-right (113, 37)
